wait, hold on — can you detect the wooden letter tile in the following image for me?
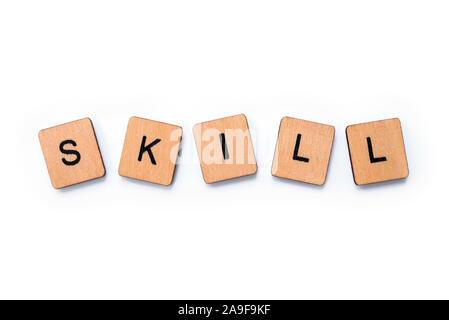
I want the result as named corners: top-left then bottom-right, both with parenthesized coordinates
top-left (118, 117), bottom-right (182, 186)
top-left (346, 118), bottom-right (409, 185)
top-left (38, 118), bottom-right (106, 189)
top-left (272, 117), bottom-right (335, 186)
top-left (193, 114), bottom-right (258, 184)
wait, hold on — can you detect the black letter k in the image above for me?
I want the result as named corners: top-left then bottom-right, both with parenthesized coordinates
top-left (138, 136), bottom-right (161, 165)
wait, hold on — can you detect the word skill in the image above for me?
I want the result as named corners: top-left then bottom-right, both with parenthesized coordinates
top-left (38, 114), bottom-right (409, 189)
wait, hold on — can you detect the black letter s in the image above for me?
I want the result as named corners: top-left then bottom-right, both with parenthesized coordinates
top-left (60, 140), bottom-right (81, 166)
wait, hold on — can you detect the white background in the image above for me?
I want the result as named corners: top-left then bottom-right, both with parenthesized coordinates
top-left (0, 0), bottom-right (448, 299)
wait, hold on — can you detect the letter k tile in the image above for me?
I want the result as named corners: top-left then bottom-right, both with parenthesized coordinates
top-left (119, 117), bottom-right (182, 186)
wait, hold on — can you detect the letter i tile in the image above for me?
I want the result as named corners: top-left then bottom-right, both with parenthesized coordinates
top-left (118, 117), bottom-right (183, 186)
top-left (193, 114), bottom-right (258, 184)
top-left (38, 118), bottom-right (106, 189)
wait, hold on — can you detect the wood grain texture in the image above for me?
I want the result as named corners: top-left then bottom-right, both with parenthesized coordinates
top-left (346, 118), bottom-right (409, 186)
top-left (272, 117), bottom-right (335, 186)
top-left (193, 114), bottom-right (257, 184)
top-left (118, 117), bottom-right (182, 186)
top-left (38, 118), bottom-right (105, 189)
